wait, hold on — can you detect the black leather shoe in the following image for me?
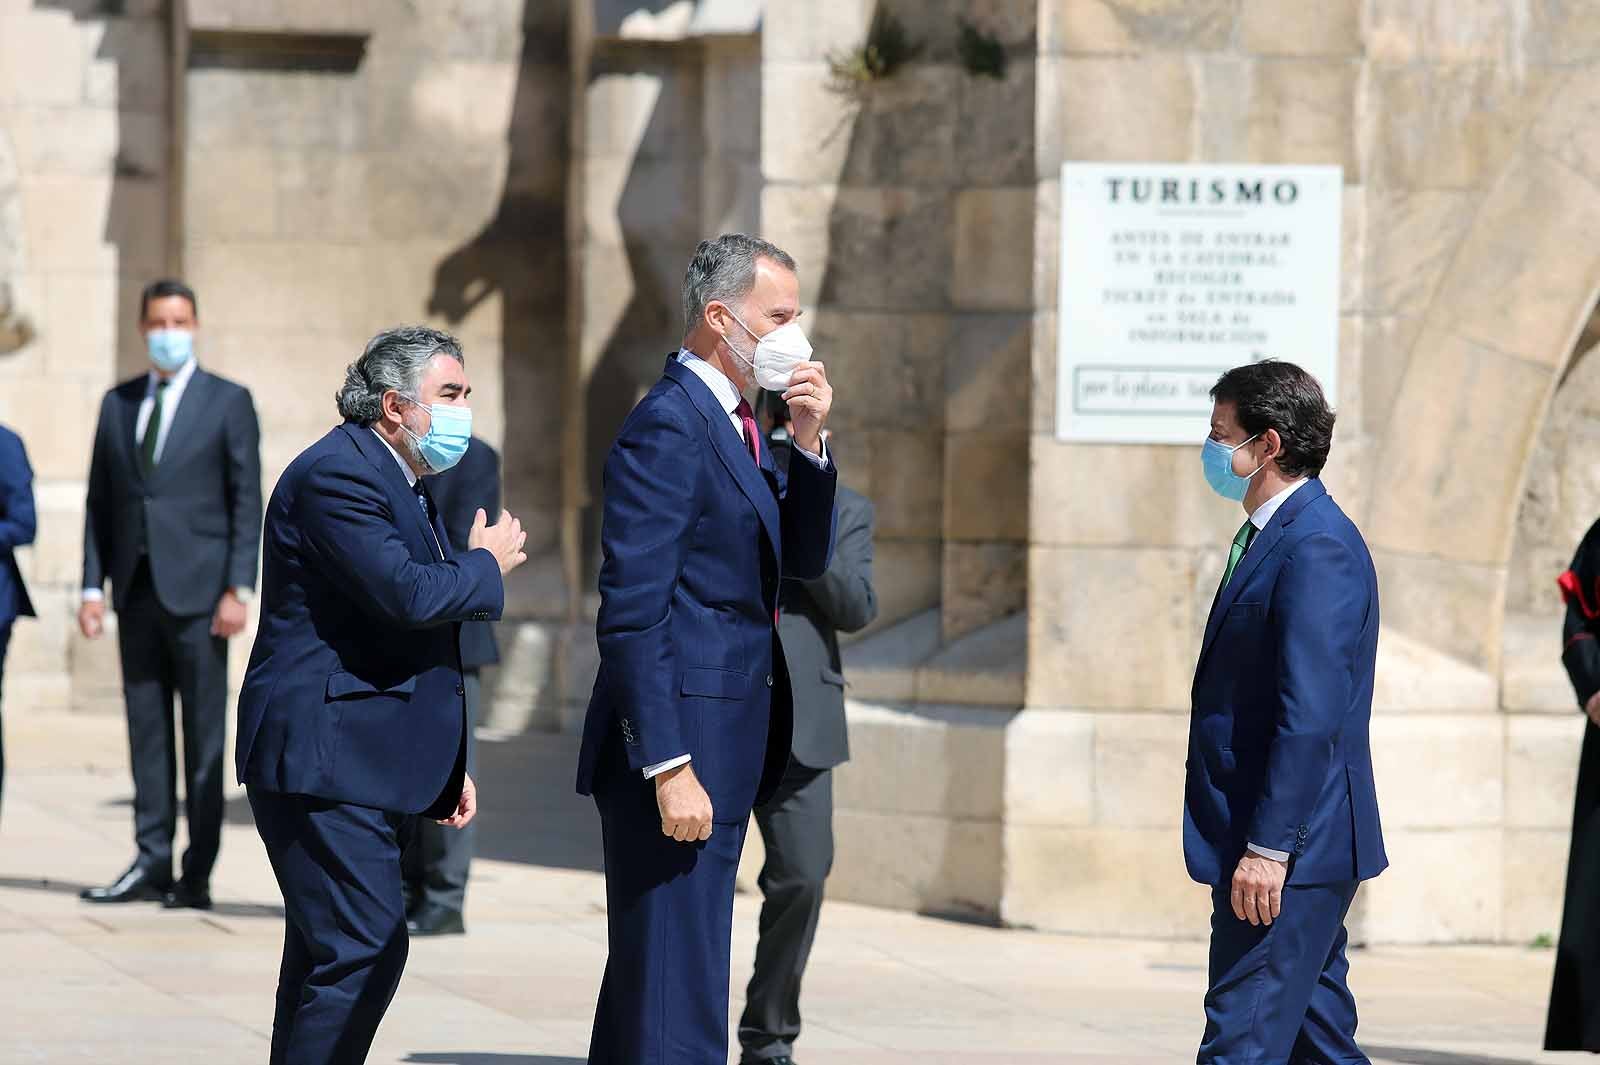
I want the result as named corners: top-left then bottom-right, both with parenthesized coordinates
top-left (80, 864), bottom-right (171, 904)
top-left (406, 903), bottom-right (465, 936)
top-left (740, 1057), bottom-right (796, 1065)
top-left (161, 880), bottom-right (213, 911)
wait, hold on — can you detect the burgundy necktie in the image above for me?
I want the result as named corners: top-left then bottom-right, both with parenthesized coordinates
top-left (735, 398), bottom-right (761, 467)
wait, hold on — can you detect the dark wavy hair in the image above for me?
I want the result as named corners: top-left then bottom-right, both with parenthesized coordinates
top-left (1210, 360), bottom-right (1336, 479)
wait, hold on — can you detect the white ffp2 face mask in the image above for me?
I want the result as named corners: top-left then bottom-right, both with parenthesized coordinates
top-left (726, 312), bottom-right (813, 392)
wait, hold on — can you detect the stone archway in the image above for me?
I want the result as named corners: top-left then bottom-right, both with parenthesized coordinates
top-left (1366, 67), bottom-right (1600, 676)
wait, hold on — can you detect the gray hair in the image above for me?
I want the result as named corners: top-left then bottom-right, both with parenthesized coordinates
top-left (681, 233), bottom-right (797, 332)
top-left (336, 326), bottom-right (464, 425)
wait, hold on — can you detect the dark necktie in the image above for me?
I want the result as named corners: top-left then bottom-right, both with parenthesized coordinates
top-left (141, 379), bottom-right (169, 474)
top-left (735, 398), bottom-right (761, 467)
top-left (1219, 519), bottom-right (1257, 594)
top-left (413, 481), bottom-right (443, 559)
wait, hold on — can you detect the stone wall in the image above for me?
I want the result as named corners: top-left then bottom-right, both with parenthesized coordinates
top-left (0, 0), bottom-right (171, 714)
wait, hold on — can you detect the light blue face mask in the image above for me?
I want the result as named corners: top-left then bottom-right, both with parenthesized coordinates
top-left (1201, 433), bottom-right (1262, 502)
top-left (147, 329), bottom-right (194, 374)
top-left (400, 396), bottom-right (472, 474)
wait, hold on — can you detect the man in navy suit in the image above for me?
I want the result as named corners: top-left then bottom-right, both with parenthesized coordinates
top-left (0, 422), bottom-right (35, 824)
top-left (578, 233), bottom-right (837, 1065)
top-left (1187, 360), bottom-right (1387, 1064)
top-left (236, 327), bottom-right (527, 1065)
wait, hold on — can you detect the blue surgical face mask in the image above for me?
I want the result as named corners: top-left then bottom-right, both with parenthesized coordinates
top-left (400, 396), bottom-right (472, 474)
top-left (147, 329), bottom-right (194, 374)
top-left (1202, 433), bottom-right (1263, 502)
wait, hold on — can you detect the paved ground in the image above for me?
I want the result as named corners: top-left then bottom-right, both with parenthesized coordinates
top-left (0, 712), bottom-right (1579, 1064)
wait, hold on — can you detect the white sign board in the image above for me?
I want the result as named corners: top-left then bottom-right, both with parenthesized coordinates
top-left (1056, 163), bottom-right (1342, 444)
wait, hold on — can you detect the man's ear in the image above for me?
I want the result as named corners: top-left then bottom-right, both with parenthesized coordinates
top-left (1262, 428), bottom-right (1283, 463)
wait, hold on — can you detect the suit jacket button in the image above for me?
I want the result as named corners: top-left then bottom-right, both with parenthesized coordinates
top-left (456, 684), bottom-right (465, 696)
top-left (765, 674), bottom-right (774, 687)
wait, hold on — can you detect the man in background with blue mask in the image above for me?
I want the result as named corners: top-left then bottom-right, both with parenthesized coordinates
top-left (78, 279), bottom-right (263, 911)
top-left (1186, 360), bottom-right (1386, 1065)
top-left (237, 326), bottom-right (527, 1064)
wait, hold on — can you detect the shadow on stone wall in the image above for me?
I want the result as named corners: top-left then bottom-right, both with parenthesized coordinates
top-left (43, 0), bottom-right (169, 381)
top-left (427, 1), bottom-right (570, 619)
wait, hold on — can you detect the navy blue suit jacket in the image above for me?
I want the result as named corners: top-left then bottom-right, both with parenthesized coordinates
top-left (1184, 479), bottom-right (1388, 887)
top-left (0, 425), bottom-right (36, 625)
top-left (235, 423), bottom-right (503, 818)
top-left (577, 357), bottom-right (838, 821)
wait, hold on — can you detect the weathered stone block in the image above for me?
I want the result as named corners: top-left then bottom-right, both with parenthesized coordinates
top-left (1030, 434), bottom-right (1234, 549)
top-left (1003, 709), bottom-right (1094, 828)
top-left (1366, 64), bottom-right (1555, 191)
top-left (835, 701), bottom-right (1008, 819)
top-left (950, 187), bottom-right (1035, 312)
top-left (1372, 626), bottom-right (1498, 713)
top-left (1030, 309), bottom-right (1057, 435)
top-left (1369, 549), bottom-right (1506, 673)
top-left (944, 429), bottom-right (1028, 542)
top-left (832, 807), bottom-right (1003, 919)
top-left (183, 150), bottom-right (278, 242)
top-left (1240, 0), bottom-right (1359, 55)
top-left (940, 541), bottom-right (1026, 642)
top-left (1038, 0), bottom-right (1239, 55)
top-left (956, 60), bottom-right (1035, 188)
top-left (946, 312), bottom-right (1030, 434)
top-left (1364, 189), bottom-right (1474, 317)
top-left (1037, 56), bottom-right (1195, 175)
top-left (759, 183), bottom-right (835, 307)
top-left (864, 428), bottom-right (944, 538)
top-left (1371, 714), bottom-right (1504, 829)
top-left (870, 538), bottom-right (943, 631)
top-left (819, 186), bottom-right (952, 312)
top-left (1503, 827), bottom-right (1569, 945)
top-left (0, 11), bottom-right (83, 107)
top-left (1001, 825), bottom-right (1209, 938)
top-left (807, 310), bottom-right (948, 432)
top-left (1368, 329), bottom-right (1552, 568)
top-left (1505, 714), bottom-right (1582, 829)
top-left (1352, 828), bottom-right (1501, 944)
top-left (1027, 545), bottom-right (1196, 711)
top-left (1431, 150), bottom-right (1600, 371)
top-left (761, 0), bottom-right (875, 63)
top-left (273, 151), bottom-right (371, 242)
top-left (1092, 711), bottom-right (1187, 828)
top-left (1246, 59), bottom-right (1359, 176)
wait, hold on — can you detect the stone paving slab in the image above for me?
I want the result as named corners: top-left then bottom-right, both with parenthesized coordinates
top-left (0, 713), bottom-right (1578, 1064)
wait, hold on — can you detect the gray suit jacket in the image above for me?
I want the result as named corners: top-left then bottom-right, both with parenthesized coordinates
top-left (82, 368), bottom-right (263, 617)
top-left (775, 445), bottom-right (877, 770)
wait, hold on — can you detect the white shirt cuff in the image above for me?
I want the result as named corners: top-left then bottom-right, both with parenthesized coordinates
top-left (643, 754), bottom-right (691, 779)
top-left (230, 587), bottom-right (254, 604)
top-left (81, 588), bottom-right (104, 603)
top-left (794, 437), bottom-right (828, 467)
top-left (1247, 843), bottom-right (1291, 862)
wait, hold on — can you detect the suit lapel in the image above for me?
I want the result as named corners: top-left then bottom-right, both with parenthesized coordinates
top-left (663, 358), bottom-right (781, 552)
top-left (342, 423), bottom-right (442, 560)
top-left (148, 370), bottom-right (212, 484)
top-left (119, 381), bottom-right (147, 486)
top-left (1196, 479), bottom-right (1327, 675)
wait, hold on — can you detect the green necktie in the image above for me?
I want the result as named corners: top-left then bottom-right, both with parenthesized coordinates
top-left (141, 379), bottom-right (169, 473)
top-left (1219, 519), bottom-right (1257, 594)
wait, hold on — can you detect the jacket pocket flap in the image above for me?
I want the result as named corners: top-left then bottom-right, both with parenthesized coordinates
top-left (326, 670), bottom-right (417, 699)
top-left (1225, 602), bottom-right (1267, 620)
top-left (680, 667), bottom-right (748, 699)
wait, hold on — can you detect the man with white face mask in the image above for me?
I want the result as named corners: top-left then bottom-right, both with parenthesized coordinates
top-left (78, 279), bottom-right (263, 911)
top-left (578, 234), bottom-right (838, 1065)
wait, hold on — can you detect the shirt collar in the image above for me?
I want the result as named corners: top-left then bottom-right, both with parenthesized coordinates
top-left (1249, 478), bottom-right (1309, 532)
top-left (370, 427), bottom-right (419, 487)
top-left (677, 347), bottom-right (743, 415)
top-left (146, 355), bottom-right (198, 395)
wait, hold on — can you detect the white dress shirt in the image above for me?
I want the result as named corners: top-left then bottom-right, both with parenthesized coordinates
top-left (82, 358), bottom-right (200, 603)
top-left (1242, 477), bottom-right (1309, 864)
top-left (370, 429), bottom-right (445, 562)
top-left (640, 350), bottom-right (828, 780)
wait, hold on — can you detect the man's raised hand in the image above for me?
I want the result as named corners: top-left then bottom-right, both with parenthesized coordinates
top-left (469, 508), bottom-right (528, 575)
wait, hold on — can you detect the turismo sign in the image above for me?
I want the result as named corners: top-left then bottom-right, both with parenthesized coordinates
top-left (1056, 163), bottom-right (1342, 444)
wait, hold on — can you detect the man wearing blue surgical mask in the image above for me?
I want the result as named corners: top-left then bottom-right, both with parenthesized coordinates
top-left (78, 279), bottom-right (263, 912)
top-left (237, 326), bottom-right (525, 1064)
top-left (1186, 360), bottom-right (1386, 1065)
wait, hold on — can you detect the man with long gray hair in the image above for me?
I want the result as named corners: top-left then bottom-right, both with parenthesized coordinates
top-left (578, 234), bottom-right (838, 1064)
top-left (235, 326), bottom-right (528, 1065)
